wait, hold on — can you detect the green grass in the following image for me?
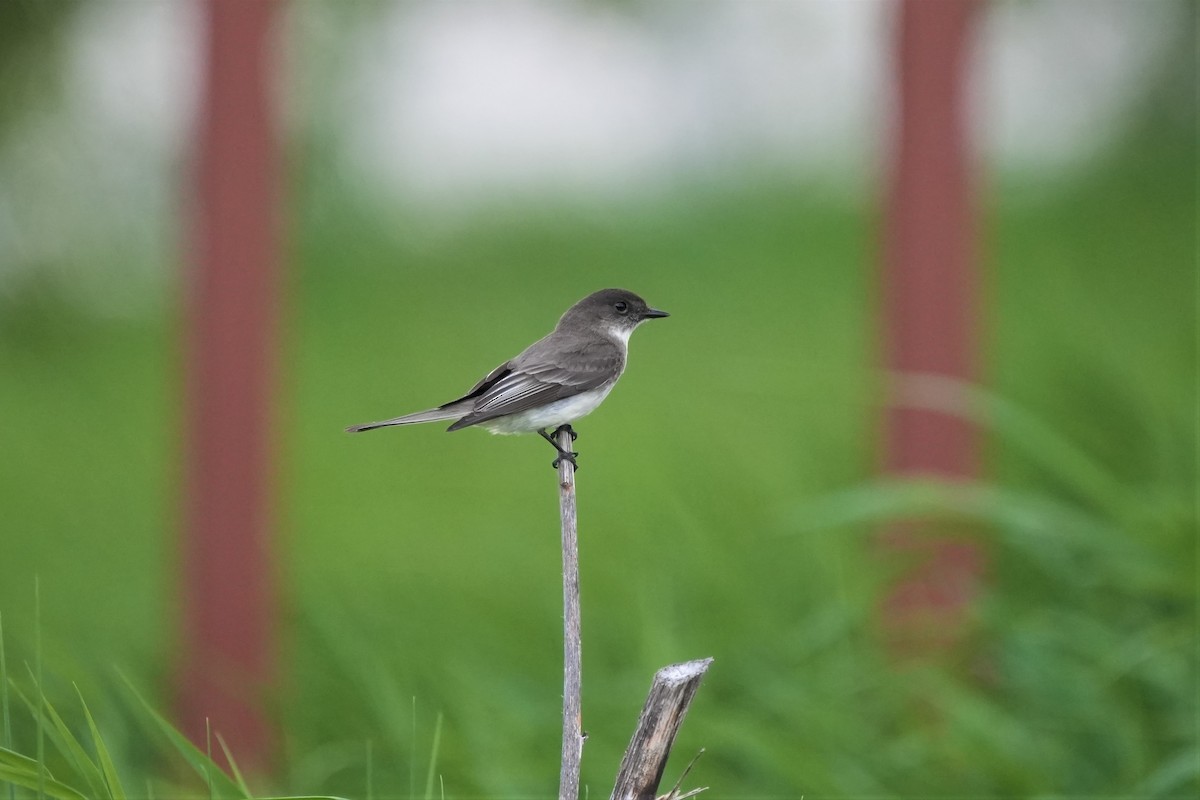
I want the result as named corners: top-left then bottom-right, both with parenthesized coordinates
top-left (0, 110), bottom-right (1195, 799)
top-left (0, 634), bottom-right (350, 800)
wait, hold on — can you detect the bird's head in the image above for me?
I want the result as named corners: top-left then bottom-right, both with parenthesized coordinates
top-left (557, 288), bottom-right (670, 343)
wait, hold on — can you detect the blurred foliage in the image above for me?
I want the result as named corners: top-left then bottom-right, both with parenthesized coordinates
top-left (0, 0), bottom-right (78, 143)
top-left (0, 2), bottom-right (1196, 798)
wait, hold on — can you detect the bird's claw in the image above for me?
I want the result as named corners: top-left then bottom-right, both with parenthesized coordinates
top-left (553, 424), bottom-right (579, 442)
top-left (552, 450), bottom-right (579, 470)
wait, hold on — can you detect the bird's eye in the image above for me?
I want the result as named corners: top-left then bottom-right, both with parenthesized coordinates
top-left (614, 301), bottom-right (629, 314)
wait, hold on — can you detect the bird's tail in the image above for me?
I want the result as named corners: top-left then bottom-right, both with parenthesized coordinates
top-left (346, 406), bottom-right (464, 433)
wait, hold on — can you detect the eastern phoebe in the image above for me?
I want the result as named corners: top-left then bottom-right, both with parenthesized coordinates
top-left (346, 288), bottom-right (669, 467)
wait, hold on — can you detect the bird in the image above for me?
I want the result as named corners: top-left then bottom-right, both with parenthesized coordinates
top-left (346, 288), bottom-right (669, 467)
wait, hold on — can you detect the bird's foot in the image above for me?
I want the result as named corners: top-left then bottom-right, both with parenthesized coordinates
top-left (552, 451), bottom-right (579, 470)
top-left (553, 424), bottom-right (579, 442)
top-left (540, 426), bottom-right (579, 470)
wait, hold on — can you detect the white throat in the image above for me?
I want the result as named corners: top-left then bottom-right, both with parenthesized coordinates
top-left (602, 321), bottom-right (635, 346)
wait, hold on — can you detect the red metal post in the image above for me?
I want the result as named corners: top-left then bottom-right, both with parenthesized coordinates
top-left (880, 0), bottom-right (984, 657)
top-left (178, 0), bottom-right (282, 773)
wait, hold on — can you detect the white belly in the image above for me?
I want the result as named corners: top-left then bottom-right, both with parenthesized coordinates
top-left (478, 384), bottom-right (615, 434)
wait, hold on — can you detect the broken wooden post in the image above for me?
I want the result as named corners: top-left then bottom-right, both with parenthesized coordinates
top-left (610, 658), bottom-right (713, 800)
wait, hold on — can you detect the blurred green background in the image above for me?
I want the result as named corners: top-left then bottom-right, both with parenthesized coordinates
top-left (0, 1), bottom-right (1195, 798)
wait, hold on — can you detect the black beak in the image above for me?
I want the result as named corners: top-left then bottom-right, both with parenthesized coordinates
top-left (644, 307), bottom-right (670, 319)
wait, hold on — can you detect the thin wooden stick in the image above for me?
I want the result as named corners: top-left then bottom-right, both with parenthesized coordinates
top-left (610, 658), bottom-right (713, 800)
top-left (556, 425), bottom-right (584, 800)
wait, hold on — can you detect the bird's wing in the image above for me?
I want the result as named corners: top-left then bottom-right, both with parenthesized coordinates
top-left (447, 333), bottom-right (623, 431)
top-left (437, 359), bottom-right (515, 409)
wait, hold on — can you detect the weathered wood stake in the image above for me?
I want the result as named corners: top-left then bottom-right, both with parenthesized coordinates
top-left (610, 658), bottom-right (713, 800)
top-left (556, 426), bottom-right (584, 800)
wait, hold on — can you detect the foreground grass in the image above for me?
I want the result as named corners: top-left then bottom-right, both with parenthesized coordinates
top-left (0, 638), bottom-right (352, 800)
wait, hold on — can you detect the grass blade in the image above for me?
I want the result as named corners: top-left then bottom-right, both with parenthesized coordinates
top-left (422, 712), bottom-right (442, 800)
top-left (365, 739), bottom-right (373, 800)
top-left (15, 672), bottom-right (108, 799)
top-left (119, 674), bottom-right (247, 800)
top-left (891, 372), bottom-right (1131, 511)
top-left (0, 746), bottom-right (88, 800)
top-left (35, 578), bottom-right (45, 800)
top-left (788, 478), bottom-right (1156, 585)
top-left (74, 684), bottom-right (127, 800)
top-left (0, 613), bottom-right (13, 800)
top-left (206, 720), bottom-right (214, 800)
top-left (215, 732), bottom-right (252, 798)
